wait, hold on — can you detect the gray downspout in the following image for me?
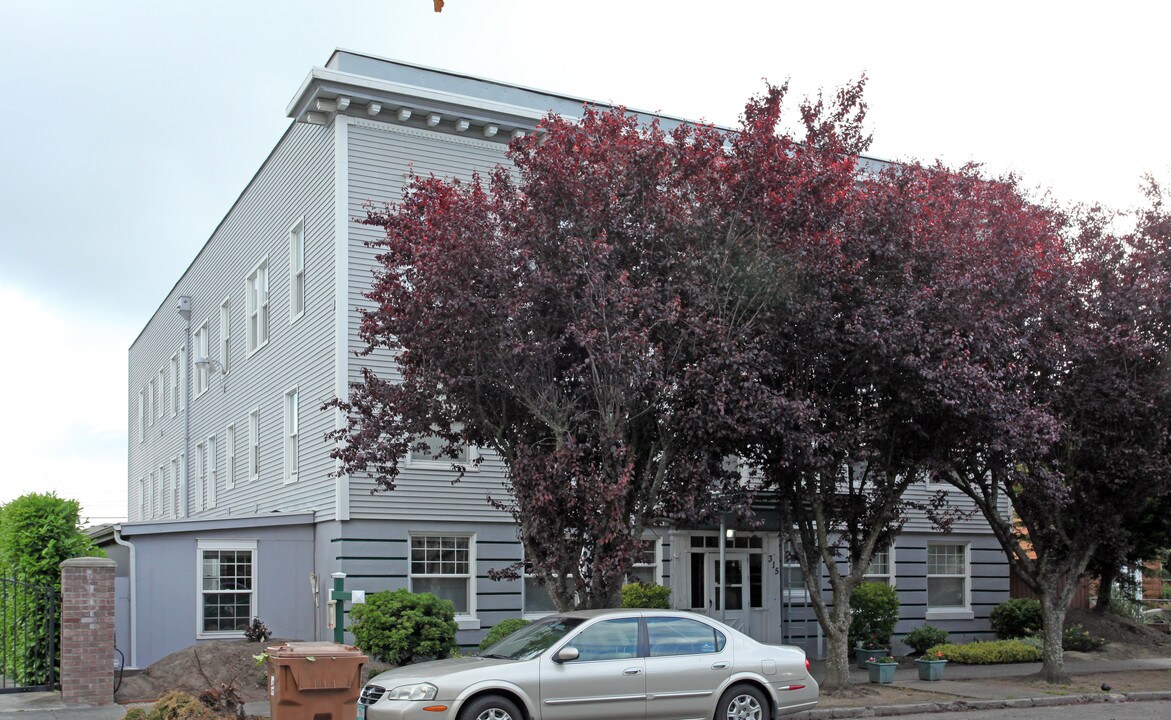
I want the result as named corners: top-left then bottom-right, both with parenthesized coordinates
top-left (111, 524), bottom-right (137, 669)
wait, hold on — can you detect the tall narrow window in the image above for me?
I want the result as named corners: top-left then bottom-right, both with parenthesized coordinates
top-left (170, 353), bottom-right (181, 416)
top-left (226, 424), bottom-right (237, 490)
top-left (169, 457), bottom-right (180, 518)
top-left (138, 389), bottom-right (146, 442)
top-left (147, 378), bottom-right (156, 426)
top-left (194, 321), bottom-right (209, 396)
top-left (147, 469), bottom-right (156, 518)
top-left (157, 369), bottom-right (165, 422)
top-left (220, 297), bottom-right (231, 373)
top-left (137, 477), bottom-right (145, 519)
top-left (207, 434), bottom-right (218, 508)
top-left (284, 388), bottom-right (299, 482)
top-left (248, 407), bottom-right (260, 481)
top-left (247, 260), bottom-right (270, 353)
top-left (179, 345), bottom-right (187, 412)
top-left (196, 440), bottom-right (207, 511)
top-left (289, 219), bottom-right (305, 320)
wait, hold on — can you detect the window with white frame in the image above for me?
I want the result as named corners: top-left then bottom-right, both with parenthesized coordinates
top-left (284, 388), bottom-right (299, 483)
top-left (410, 432), bottom-right (474, 467)
top-left (147, 376), bottom-right (156, 428)
top-left (226, 424), bottom-right (236, 490)
top-left (207, 434), bottom-right (218, 508)
top-left (168, 456), bottom-right (179, 517)
top-left (157, 465), bottom-right (166, 517)
top-left (194, 321), bottom-right (209, 396)
top-left (179, 345), bottom-right (187, 412)
top-left (780, 539), bottom-right (808, 599)
top-left (170, 352), bottom-right (181, 416)
top-left (198, 539), bottom-right (257, 636)
top-left (248, 408), bottom-right (260, 481)
top-left (138, 389), bottom-right (146, 442)
top-left (523, 561), bottom-right (559, 615)
top-left (410, 535), bottom-right (473, 615)
top-left (146, 469), bottom-right (156, 518)
top-left (137, 476), bottom-right (145, 519)
top-left (247, 260), bottom-right (270, 353)
top-left (195, 440), bottom-right (207, 511)
top-left (289, 219), bottom-right (305, 321)
top-left (157, 368), bottom-right (165, 422)
top-left (174, 453), bottom-right (184, 515)
top-left (927, 543), bottom-right (968, 609)
top-left (627, 538), bottom-right (661, 584)
top-left (864, 546), bottom-right (894, 585)
top-left (220, 297), bottom-right (231, 373)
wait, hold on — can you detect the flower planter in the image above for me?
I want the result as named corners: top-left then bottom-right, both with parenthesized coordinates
top-left (866, 661), bottom-right (897, 684)
top-left (856, 647), bottom-right (890, 669)
top-left (914, 658), bottom-right (947, 681)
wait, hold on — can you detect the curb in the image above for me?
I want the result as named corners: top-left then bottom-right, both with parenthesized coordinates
top-left (790, 690), bottom-right (1171, 719)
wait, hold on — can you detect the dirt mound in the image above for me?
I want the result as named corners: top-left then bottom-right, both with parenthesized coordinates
top-left (1065, 608), bottom-right (1171, 659)
top-left (116, 639), bottom-right (286, 703)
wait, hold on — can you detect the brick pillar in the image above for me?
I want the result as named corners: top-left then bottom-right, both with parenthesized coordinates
top-left (60, 557), bottom-right (116, 706)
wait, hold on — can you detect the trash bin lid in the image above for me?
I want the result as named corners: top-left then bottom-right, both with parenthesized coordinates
top-left (267, 641), bottom-right (366, 658)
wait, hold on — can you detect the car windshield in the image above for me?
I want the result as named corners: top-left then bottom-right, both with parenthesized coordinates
top-left (481, 616), bottom-right (585, 661)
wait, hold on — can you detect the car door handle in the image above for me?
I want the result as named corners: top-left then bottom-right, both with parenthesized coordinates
top-left (623, 667), bottom-right (644, 676)
top-left (712, 662), bottom-right (730, 669)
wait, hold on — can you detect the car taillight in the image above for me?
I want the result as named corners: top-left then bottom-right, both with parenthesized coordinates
top-left (805, 657), bottom-right (811, 672)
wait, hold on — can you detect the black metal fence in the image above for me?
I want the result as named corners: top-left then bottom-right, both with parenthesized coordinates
top-left (1, 577), bottom-right (56, 693)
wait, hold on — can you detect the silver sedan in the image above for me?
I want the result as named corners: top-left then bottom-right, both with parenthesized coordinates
top-left (357, 608), bottom-right (818, 720)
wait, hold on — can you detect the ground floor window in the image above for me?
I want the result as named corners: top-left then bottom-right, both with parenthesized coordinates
top-left (198, 540), bottom-right (256, 636)
top-left (523, 561), bottom-right (558, 615)
top-left (864, 545), bottom-right (894, 585)
top-left (627, 538), bottom-right (662, 585)
top-left (410, 534), bottom-right (473, 615)
top-left (927, 542), bottom-right (968, 608)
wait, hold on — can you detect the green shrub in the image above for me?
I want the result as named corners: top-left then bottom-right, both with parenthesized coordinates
top-left (621, 582), bottom-right (671, 609)
top-left (480, 619), bottom-right (531, 651)
top-left (0, 492), bottom-right (104, 685)
top-left (349, 589), bottom-right (458, 666)
top-left (1062, 624), bottom-right (1107, 651)
top-left (1108, 596), bottom-right (1147, 623)
top-left (849, 582), bottom-right (900, 649)
top-left (928, 639), bottom-right (1042, 664)
top-left (989, 598), bottom-right (1042, 639)
top-left (904, 624), bottom-right (949, 655)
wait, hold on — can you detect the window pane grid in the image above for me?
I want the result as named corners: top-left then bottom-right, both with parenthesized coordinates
top-left (410, 536), bottom-right (470, 575)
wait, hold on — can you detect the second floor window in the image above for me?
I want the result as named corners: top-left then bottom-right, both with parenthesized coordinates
top-left (248, 408), bottom-right (260, 481)
top-left (220, 298), bottom-right (231, 373)
top-left (289, 219), bottom-right (305, 320)
top-left (247, 260), bottom-right (270, 353)
top-left (226, 424), bottom-right (237, 490)
top-left (284, 388), bottom-right (299, 482)
top-left (194, 322), bottom-right (209, 396)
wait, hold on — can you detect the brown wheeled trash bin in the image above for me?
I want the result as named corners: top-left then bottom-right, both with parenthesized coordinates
top-left (267, 642), bottom-right (368, 720)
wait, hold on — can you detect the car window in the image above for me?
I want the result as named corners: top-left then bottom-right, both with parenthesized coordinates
top-left (484, 616), bottom-right (585, 660)
top-left (565, 618), bottom-right (640, 662)
top-left (646, 617), bottom-right (727, 657)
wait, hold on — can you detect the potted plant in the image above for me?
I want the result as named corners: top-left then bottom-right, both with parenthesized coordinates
top-left (914, 650), bottom-right (948, 681)
top-left (850, 582), bottom-right (900, 668)
top-left (866, 655), bottom-right (898, 684)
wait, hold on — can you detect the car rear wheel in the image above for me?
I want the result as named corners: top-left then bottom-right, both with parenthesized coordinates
top-left (716, 683), bottom-right (768, 720)
top-left (459, 694), bottom-right (522, 720)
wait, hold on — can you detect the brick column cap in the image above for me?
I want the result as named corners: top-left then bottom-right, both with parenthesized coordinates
top-left (61, 557), bottom-right (116, 569)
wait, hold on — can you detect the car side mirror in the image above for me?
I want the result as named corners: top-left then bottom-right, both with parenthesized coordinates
top-left (554, 646), bottom-right (580, 663)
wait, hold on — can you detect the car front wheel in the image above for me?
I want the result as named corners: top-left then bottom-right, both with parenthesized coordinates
top-left (459, 694), bottom-right (523, 720)
top-left (716, 683), bottom-right (769, 720)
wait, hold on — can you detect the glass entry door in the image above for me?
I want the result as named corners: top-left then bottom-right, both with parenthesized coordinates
top-left (706, 553), bottom-right (749, 628)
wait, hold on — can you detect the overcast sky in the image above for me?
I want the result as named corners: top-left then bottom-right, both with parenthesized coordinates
top-left (1, 0), bottom-right (1168, 524)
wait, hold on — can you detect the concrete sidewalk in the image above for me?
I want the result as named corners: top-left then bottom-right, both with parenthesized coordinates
top-left (2, 656), bottom-right (1170, 719)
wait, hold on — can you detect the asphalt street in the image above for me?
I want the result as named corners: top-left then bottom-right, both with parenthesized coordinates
top-left (875, 699), bottom-right (1171, 720)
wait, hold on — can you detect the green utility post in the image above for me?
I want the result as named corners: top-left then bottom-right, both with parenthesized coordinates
top-left (331, 572), bottom-right (351, 643)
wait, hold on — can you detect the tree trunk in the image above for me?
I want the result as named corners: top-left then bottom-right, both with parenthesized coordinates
top-left (1038, 584), bottom-right (1070, 684)
top-left (819, 597), bottom-right (855, 693)
top-left (1094, 565), bottom-right (1115, 614)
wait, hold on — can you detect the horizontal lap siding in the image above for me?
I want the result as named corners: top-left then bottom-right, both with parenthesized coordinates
top-left (345, 120), bottom-right (514, 522)
top-left (129, 120), bottom-right (338, 521)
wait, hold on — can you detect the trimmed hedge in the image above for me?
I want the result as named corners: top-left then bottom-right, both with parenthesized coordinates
top-left (849, 582), bottom-right (900, 649)
top-left (927, 639), bottom-right (1042, 664)
top-left (480, 618), bottom-right (531, 651)
top-left (349, 589), bottom-right (457, 666)
top-left (621, 582), bottom-right (671, 609)
top-left (989, 598), bottom-right (1042, 639)
top-left (904, 624), bottom-right (949, 655)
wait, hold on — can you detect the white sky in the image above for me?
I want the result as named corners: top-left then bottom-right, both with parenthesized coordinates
top-left (1, 0), bottom-right (1168, 524)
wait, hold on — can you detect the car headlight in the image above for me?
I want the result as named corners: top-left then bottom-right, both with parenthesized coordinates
top-left (385, 683), bottom-right (438, 701)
